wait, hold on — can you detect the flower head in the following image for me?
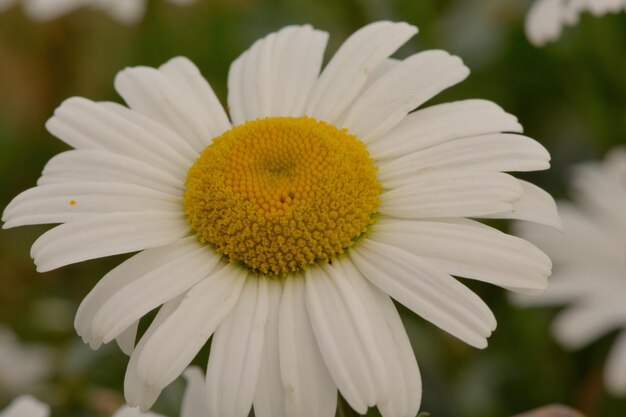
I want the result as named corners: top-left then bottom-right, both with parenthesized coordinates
top-left (0, 0), bottom-right (195, 24)
top-left (514, 147), bottom-right (626, 396)
top-left (525, 0), bottom-right (626, 46)
top-left (3, 22), bottom-right (559, 416)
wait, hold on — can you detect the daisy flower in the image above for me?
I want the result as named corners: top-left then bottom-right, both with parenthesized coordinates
top-left (2, 21), bottom-right (559, 416)
top-left (514, 147), bottom-right (626, 396)
top-left (0, 367), bottom-right (206, 417)
top-left (0, 0), bottom-right (195, 24)
top-left (525, 0), bottom-right (626, 46)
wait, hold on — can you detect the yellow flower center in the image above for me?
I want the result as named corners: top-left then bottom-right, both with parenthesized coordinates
top-left (183, 116), bottom-right (381, 276)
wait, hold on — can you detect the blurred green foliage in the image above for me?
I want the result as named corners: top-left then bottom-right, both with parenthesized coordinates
top-left (1, 0), bottom-right (625, 416)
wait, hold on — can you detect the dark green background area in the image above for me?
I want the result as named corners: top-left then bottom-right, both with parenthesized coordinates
top-left (0, 0), bottom-right (625, 416)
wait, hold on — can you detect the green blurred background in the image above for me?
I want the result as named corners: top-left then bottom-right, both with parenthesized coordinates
top-left (0, 0), bottom-right (625, 416)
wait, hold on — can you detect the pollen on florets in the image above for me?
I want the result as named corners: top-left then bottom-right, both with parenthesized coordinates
top-left (183, 116), bottom-right (381, 276)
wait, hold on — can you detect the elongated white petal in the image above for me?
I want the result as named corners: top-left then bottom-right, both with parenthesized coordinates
top-left (304, 265), bottom-right (381, 414)
top-left (338, 259), bottom-right (421, 417)
top-left (605, 331), bottom-right (626, 396)
top-left (0, 396), bottom-right (49, 417)
top-left (379, 172), bottom-right (523, 219)
top-left (253, 280), bottom-right (287, 417)
top-left (91, 242), bottom-right (221, 345)
top-left (306, 21), bottom-right (417, 123)
top-left (3, 182), bottom-right (181, 228)
top-left (206, 277), bottom-right (269, 417)
top-left (125, 296), bottom-right (184, 410)
top-left (181, 367), bottom-right (209, 417)
top-left (370, 218), bottom-right (551, 292)
top-left (572, 163), bottom-right (626, 232)
top-left (342, 50), bottom-right (469, 142)
top-left (116, 320), bottom-right (139, 356)
top-left (46, 98), bottom-right (193, 178)
top-left (227, 25), bottom-right (328, 124)
top-left (480, 180), bottom-right (562, 229)
top-left (30, 212), bottom-right (189, 272)
top-left (115, 63), bottom-right (229, 152)
top-left (378, 134), bottom-right (550, 185)
top-left (368, 100), bottom-right (523, 160)
top-left (552, 298), bottom-right (626, 349)
top-left (374, 294), bottom-right (421, 417)
top-left (136, 264), bottom-right (246, 400)
top-left (75, 237), bottom-right (204, 348)
top-left (279, 277), bottom-right (337, 417)
top-left (351, 240), bottom-right (496, 348)
top-left (37, 150), bottom-right (183, 195)
top-left (158, 56), bottom-right (231, 141)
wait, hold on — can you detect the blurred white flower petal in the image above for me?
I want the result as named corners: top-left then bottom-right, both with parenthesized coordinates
top-left (514, 147), bottom-right (626, 395)
top-left (0, 395), bottom-right (49, 417)
top-left (0, 327), bottom-right (52, 398)
top-left (6, 0), bottom-right (195, 23)
top-left (525, 0), bottom-right (626, 46)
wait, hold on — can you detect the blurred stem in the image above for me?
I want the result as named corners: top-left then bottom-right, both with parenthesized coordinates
top-left (337, 394), bottom-right (358, 417)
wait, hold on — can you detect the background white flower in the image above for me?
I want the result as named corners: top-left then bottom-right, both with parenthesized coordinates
top-left (0, 326), bottom-right (52, 400)
top-left (2, 21), bottom-right (559, 417)
top-left (0, 0), bottom-right (195, 24)
top-left (0, 367), bottom-right (205, 416)
top-left (525, 0), bottom-right (626, 46)
top-left (514, 147), bottom-right (626, 396)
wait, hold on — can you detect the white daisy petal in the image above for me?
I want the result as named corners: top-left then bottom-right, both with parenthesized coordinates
top-left (368, 100), bottom-right (523, 160)
top-left (102, 0), bottom-right (146, 25)
top-left (305, 21), bottom-right (418, 123)
top-left (525, 0), bottom-right (564, 46)
top-left (279, 277), bottom-right (337, 417)
top-left (116, 320), bottom-right (139, 356)
top-left (3, 182), bottom-right (181, 229)
top-left (304, 264), bottom-right (384, 414)
top-left (24, 0), bottom-right (84, 21)
top-left (115, 65), bottom-right (226, 152)
top-left (372, 290), bottom-right (421, 417)
top-left (158, 56), bottom-right (232, 140)
top-left (605, 331), bottom-right (626, 396)
top-left (351, 240), bottom-right (496, 348)
top-left (125, 296), bottom-right (184, 410)
top-left (181, 367), bottom-right (209, 417)
top-left (46, 98), bottom-right (193, 178)
top-left (75, 237), bottom-right (204, 348)
top-left (339, 259), bottom-right (421, 417)
top-left (378, 134), bottom-right (550, 183)
top-left (370, 218), bottom-right (551, 292)
top-left (480, 180), bottom-right (562, 229)
top-left (342, 50), bottom-right (469, 143)
top-left (91, 241), bottom-right (221, 345)
top-left (37, 150), bottom-right (183, 195)
top-left (206, 277), bottom-right (269, 417)
top-left (552, 298), bottom-right (626, 350)
top-left (136, 264), bottom-right (247, 400)
top-left (253, 280), bottom-right (287, 417)
top-left (30, 212), bottom-right (190, 272)
top-left (227, 25), bottom-right (328, 125)
top-left (379, 171), bottom-right (523, 219)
